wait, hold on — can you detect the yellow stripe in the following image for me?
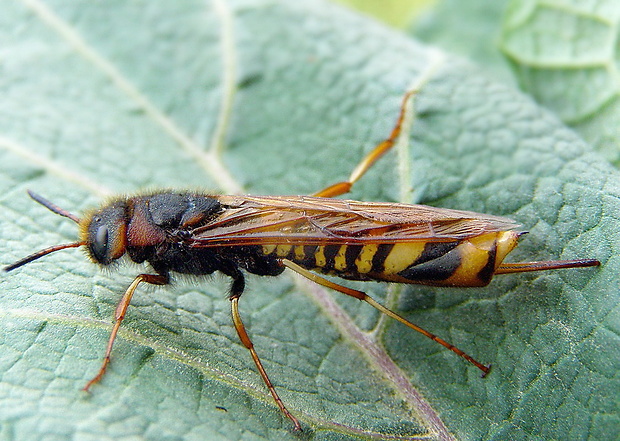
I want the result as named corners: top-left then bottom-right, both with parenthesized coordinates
top-left (442, 233), bottom-right (499, 285)
top-left (334, 245), bottom-right (348, 271)
top-left (294, 245), bottom-right (306, 261)
top-left (276, 245), bottom-right (292, 257)
top-left (262, 244), bottom-right (276, 255)
top-left (442, 242), bottom-right (488, 285)
top-left (383, 242), bottom-right (426, 274)
top-left (314, 246), bottom-right (326, 268)
top-left (355, 244), bottom-right (378, 274)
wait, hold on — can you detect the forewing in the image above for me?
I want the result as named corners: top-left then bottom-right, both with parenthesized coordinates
top-left (189, 195), bottom-right (521, 247)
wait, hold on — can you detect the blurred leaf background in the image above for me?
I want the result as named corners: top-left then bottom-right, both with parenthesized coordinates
top-left (339, 0), bottom-right (620, 165)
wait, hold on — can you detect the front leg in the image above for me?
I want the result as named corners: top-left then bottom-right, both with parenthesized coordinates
top-left (83, 273), bottom-right (169, 391)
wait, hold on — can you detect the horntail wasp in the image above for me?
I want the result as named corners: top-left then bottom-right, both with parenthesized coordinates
top-left (5, 91), bottom-right (599, 431)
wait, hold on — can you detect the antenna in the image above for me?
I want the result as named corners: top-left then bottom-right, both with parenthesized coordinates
top-left (4, 191), bottom-right (84, 272)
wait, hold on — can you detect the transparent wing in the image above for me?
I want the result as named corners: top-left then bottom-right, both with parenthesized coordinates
top-left (189, 195), bottom-right (521, 247)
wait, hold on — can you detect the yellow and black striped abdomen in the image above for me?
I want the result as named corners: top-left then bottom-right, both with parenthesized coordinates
top-left (262, 231), bottom-right (520, 287)
top-left (261, 243), bottom-right (370, 279)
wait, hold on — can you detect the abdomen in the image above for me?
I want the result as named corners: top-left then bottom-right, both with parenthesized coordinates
top-left (262, 231), bottom-right (520, 287)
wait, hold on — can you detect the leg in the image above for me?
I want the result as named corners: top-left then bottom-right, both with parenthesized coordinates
top-left (226, 269), bottom-right (302, 431)
top-left (495, 259), bottom-right (600, 274)
top-left (83, 273), bottom-right (168, 391)
top-left (282, 259), bottom-right (490, 376)
top-left (314, 90), bottom-right (417, 198)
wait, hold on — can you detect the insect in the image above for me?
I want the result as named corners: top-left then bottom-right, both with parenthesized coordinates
top-left (4, 91), bottom-right (599, 431)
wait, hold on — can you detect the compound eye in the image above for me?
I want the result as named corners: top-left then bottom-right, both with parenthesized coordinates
top-left (91, 223), bottom-right (109, 264)
top-left (84, 203), bottom-right (127, 265)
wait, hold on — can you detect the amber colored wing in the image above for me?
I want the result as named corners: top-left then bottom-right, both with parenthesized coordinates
top-left (189, 195), bottom-right (521, 247)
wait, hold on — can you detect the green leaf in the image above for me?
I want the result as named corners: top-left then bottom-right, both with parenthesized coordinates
top-left (411, 0), bottom-right (515, 83)
top-left (500, 0), bottom-right (620, 164)
top-left (0, 1), bottom-right (617, 440)
top-left (331, 0), bottom-right (430, 29)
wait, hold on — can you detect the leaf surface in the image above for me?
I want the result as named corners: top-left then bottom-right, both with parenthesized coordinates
top-left (500, 0), bottom-right (620, 163)
top-left (0, 0), bottom-right (617, 440)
